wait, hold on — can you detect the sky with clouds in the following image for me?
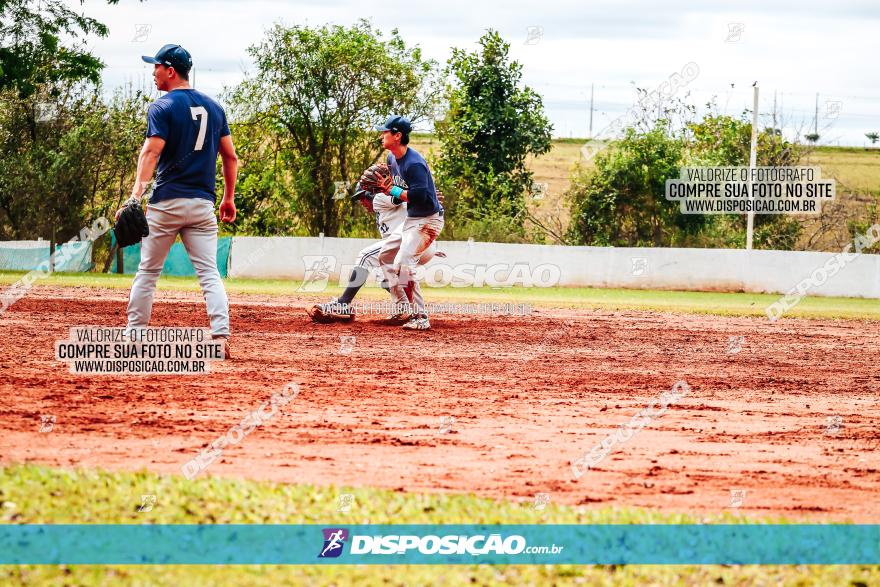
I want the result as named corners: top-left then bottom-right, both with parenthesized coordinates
top-left (74, 0), bottom-right (879, 145)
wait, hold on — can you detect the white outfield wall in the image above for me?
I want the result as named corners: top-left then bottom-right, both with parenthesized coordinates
top-left (228, 236), bottom-right (880, 299)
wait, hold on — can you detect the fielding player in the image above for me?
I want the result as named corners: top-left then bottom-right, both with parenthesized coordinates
top-left (118, 44), bottom-right (238, 355)
top-left (375, 115), bottom-right (444, 330)
top-left (307, 182), bottom-right (442, 323)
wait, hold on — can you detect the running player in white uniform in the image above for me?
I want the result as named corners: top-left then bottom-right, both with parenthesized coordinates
top-left (307, 181), bottom-right (441, 322)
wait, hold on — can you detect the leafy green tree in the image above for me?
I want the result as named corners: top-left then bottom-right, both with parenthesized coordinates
top-left (566, 123), bottom-right (698, 247)
top-left (567, 112), bottom-right (805, 250)
top-left (227, 20), bottom-right (437, 237)
top-left (221, 117), bottom-right (304, 236)
top-left (688, 114), bottom-right (801, 168)
top-left (435, 30), bottom-right (552, 237)
top-left (0, 0), bottom-right (133, 98)
top-left (0, 82), bottom-right (149, 252)
top-left (866, 132), bottom-right (879, 145)
top-left (847, 201), bottom-right (880, 254)
top-left (685, 114), bottom-right (803, 249)
top-left (0, 0), bottom-right (149, 269)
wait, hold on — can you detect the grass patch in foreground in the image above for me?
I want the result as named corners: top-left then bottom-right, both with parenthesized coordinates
top-left (2, 270), bottom-right (879, 320)
top-left (0, 464), bottom-right (878, 586)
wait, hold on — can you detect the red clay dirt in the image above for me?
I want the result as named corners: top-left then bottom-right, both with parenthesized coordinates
top-left (1, 286), bottom-right (878, 521)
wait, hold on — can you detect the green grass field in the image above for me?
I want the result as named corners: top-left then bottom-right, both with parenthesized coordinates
top-left (807, 146), bottom-right (880, 196)
top-left (2, 270), bottom-right (879, 321)
top-left (2, 464), bottom-right (878, 586)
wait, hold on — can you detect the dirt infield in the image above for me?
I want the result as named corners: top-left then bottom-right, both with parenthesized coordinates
top-left (1, 286), bottom-right (878, 522)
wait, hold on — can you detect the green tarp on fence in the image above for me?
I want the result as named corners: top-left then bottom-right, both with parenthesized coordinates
top-left (110, 235), bottom-right (230, 278)
top-left (0, 240), bottom-right (94, 272)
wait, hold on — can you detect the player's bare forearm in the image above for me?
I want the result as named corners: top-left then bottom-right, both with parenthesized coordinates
top-left (117, 137), bottom-right (163, 220)
top-left (219, 135), bottom-right (238, 203)
top-left (221, 158), bottom-right (238, 202)
top-left (218, 135), bottom-right (238, 223)
top-left (130, 151), bottom-right (158, 199)
top-left (130, 137), bottom-right (165, 200)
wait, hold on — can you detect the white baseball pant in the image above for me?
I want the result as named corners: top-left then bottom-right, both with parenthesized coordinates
top-left (379, 212), bottom-right (444, 316)
top-left (356, 239), bottom-right (437, 270)
top-left (126, 197), bottom-right (230, 336)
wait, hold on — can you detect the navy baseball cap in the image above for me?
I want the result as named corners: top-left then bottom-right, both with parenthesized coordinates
top-left (142, 44), bottom-right (193, 74)
top-left (376, 115), bottom-right (412, 135)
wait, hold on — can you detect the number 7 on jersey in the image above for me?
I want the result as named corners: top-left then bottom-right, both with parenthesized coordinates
top-left (190, 106), bottom-right (208, 151)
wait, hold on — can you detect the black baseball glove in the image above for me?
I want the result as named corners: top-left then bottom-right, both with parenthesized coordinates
top-left (113, 202), bottom-right (149, 248)
top-left (358, 163), bottom-right (393, 194)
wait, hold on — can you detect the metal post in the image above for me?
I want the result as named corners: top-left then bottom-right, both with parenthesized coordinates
top-left (116, 245), bottom-right (124, 274)
top-left (588, 83), bottom-right (594, 138)
top-left (772, 90), bottom-right (777, 130)
top-left (48, 225), bottom-right (55, 274)
top-left (746, 85), bottom-right (759, 250)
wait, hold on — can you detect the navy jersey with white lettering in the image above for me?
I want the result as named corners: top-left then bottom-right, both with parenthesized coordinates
top-left (146, 88), bottom-right (230, 204)
top-left (387, 149), bottom-right (442, 218)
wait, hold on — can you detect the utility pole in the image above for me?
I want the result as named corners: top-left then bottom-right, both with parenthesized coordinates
top-left (588, 83), bottom-right (594, 138)
top-left (779, 92), bottom-right (784, 130)
top-left (772, 90), bottom-right (777, 130)
top-left (814, 92), bottom-right (819, 135)
top-left (746, 85), bottom-right (759, 250)
top-left (49, 225), bottom-right (55, 274)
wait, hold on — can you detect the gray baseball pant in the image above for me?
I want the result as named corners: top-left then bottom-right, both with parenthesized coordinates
top-left (126, 197), bottom-right (230, 337)
top-left (379, 212), bottom-right (444, 317)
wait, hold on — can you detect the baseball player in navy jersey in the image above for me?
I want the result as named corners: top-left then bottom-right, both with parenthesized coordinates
top-left (375, 115), bottom-right (444, 330)
top-left (307, 181), bottom-right (442, 322)
top-left (117, 44), bottom-right (238, 356)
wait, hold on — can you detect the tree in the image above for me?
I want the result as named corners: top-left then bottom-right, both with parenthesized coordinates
top-left (0, 82), bottom-right (149, 246)
top-left (220, 116), bottom-right (304, 237)
top-left (227, 20), bottom-right (437, 237)
top-left (0, 0), bottom-right (147, 269)
top-left (566, 112), bottom-right (806, 250)
top-left (805, 132), bottom-right (820, 143)
top-left (566, 123), bottom-right (695, 247)
top-left (866, 132), bottom-right (879, 145)
top-left (0, 0), bottom-right (133, 98)
top-left (686, 114), bottom-right (803, 249)
top-left (434, 30), bottom-right (552, 238)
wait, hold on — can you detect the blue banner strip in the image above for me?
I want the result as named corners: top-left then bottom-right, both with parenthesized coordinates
top-left (1, 525), bottom-right (878, 565)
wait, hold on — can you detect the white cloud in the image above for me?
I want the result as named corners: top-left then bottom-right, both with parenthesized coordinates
top-left (72, 0), bottom-right (879, 144)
